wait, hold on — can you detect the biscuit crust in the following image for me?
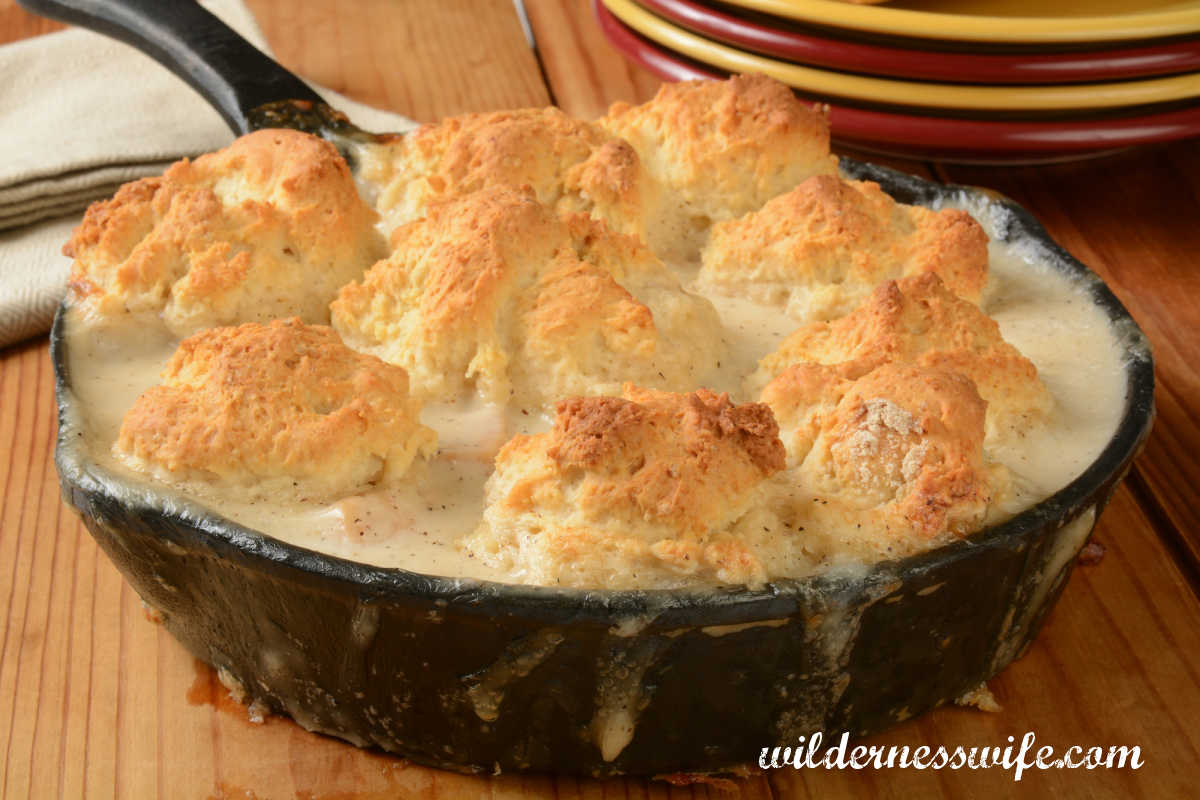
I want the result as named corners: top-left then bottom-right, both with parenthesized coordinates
top-left (763, 363), bottom-right (1007, 561)
top-left (115, 319), bottom-right (436, 500)
top-left (331, 186), bottom-right (724, 406)
top-left (463, 386), bottom-right (787, 588)
top-left (65, 130), bottom-right (384, 336)
top-left (362, 107), bottom-right (654, 242)
top-left (600, 74), bottom-right (839, 259)
top-left (700, 175), bottom-right (988, 320)
top-left (755, 273), bottom-right (1051, 442)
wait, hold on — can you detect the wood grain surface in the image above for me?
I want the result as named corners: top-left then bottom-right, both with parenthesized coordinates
top-left (2, 0), bottom-right (1199, 797)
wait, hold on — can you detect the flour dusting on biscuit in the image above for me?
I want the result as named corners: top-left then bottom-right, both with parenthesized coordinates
top-left (762, 363), bottom-right (1009, 561)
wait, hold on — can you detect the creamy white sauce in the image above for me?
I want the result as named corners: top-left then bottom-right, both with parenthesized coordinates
top-left (704, 293), bottom-right (799, 401)
top-left (65, 192), bottom-right (1129, 586)
top-left (983, 250), bottom-right (1124, 501)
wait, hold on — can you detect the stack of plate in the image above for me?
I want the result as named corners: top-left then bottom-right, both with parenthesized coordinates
top-left (594, 0), bottom-right (1200, 162)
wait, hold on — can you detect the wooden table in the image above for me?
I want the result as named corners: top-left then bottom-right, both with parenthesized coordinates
top-left (1, 1), bottom-right (1197, 797)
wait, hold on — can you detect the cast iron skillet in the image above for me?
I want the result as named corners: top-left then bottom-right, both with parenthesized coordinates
top-left (30, 0), bottom-right (1156, 778)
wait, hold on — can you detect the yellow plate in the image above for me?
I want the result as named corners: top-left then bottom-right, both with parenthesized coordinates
top-left (724, 0), bottom-right (1200, 44)
top-left (605, 0), bottom-right (1200, 111)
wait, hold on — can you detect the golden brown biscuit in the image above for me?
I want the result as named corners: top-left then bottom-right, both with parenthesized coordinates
top-left (699, 175), bottom-right (988, 319)
top-left (360, 107), bottom-right (655, 242)
top-left (600, 74), bottom-right (839, 260)
top-left (759, 360), bottom-right (875, 466)
top-left (462, 385), bottom-right (788, 588)
top-left (65, 130), bottom-right (385, 337)
top-left (763, 363), bottom-right (1007, 561)
top-left (331, 186), bottom-right (724, 406)
top-left (115, 319), bottom-right (436, 500)
top-left (754, 273), bottom-right (1051, 442)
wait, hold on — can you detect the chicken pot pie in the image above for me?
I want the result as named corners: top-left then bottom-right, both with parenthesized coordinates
top-left (61, 75), bottom-right (1129, 591)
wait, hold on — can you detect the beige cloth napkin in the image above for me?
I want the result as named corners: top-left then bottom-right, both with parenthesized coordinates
top-left (0, 0), bottom-right (416, 348)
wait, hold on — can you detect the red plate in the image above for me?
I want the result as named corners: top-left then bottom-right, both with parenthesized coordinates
top-left (595, 0), bottom-right (1200, 163)
top-left (638, 0), bottom-right (1200, 84)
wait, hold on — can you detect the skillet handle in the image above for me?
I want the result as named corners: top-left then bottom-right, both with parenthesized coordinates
top-left (16, 0), bottom-right (324, 135)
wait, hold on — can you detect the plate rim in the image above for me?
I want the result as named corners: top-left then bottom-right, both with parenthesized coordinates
top-left (604, 0), bottom-right (1200, 112)
top-left (638, 0), bottom-right (1200, 84)
top-left (594, 0), bottom-right (1200, 158)
top-left (722, 0), bottom-right (1200, 44)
